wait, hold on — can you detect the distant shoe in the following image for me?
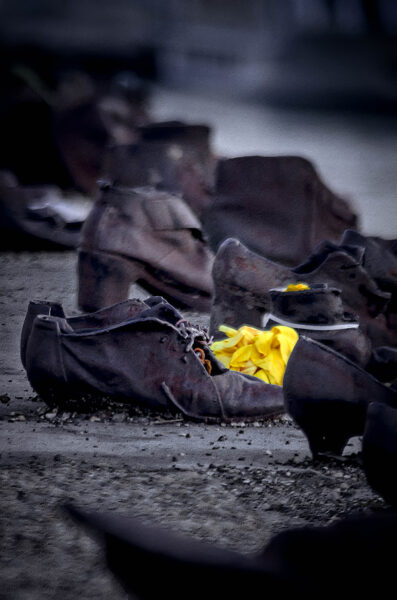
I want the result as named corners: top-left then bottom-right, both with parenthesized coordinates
top-left (24, 300), bottom-right (284, 421)
top-left (0, 171), bottom-right (91, 249)
top-left (202, 156), bottom-right (358, 264)
top-left (20, 296), bottom-right (166, 369)
top-left (78, 182), bottom-right (214, 312)
top-left (67, 504), bottom-right (397, 597)
top-left (102, 120), bottom-right (215, 216)
top-left (363, 402), bottom-right (397, 505)
top-left (283, 336), bottom-right (397, 457)
top-left (210, 237), bottom-right (392, 348)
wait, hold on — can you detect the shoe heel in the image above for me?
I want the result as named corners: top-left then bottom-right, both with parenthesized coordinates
top-left (305, 428), bottom-right (350, 459)
top-left (78, 250), bottom-right (144, 312)
top-left (209, 284), bottom-right (265, 338)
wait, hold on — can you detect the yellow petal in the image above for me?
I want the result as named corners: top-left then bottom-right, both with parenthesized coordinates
top-left (254, 331), bottom-right (274, 355)
top-left (284, 283), bottom-right (310, 292)
top-left (218, 325), bottom-right (238, 338)
top-left (230, 345), bottom-right (253, 368)
top-left (271, 326), bottom-right (299, 363)
top-left (254, 369), bottom-right (271, 383)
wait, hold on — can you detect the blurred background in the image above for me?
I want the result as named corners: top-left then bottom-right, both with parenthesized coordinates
top-left (0, 0), bottom-right (396, 235)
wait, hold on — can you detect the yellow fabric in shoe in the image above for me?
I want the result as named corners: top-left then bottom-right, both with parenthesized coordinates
top-left (211, 325), bottom-right (298, 386)
top-left (284, 283), bottom-right (310, 292)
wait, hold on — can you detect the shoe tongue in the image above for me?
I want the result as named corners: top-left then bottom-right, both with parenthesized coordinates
top-left (139, 301), bottom-right (184, 325)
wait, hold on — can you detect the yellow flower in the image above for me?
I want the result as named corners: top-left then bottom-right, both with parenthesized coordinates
top-left (210, 324), bottom-right (299, 386)
top-left (284, 283), bottom-right (310, 292)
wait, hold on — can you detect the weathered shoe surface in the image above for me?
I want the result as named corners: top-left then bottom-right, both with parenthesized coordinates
top-left (363, 402), bottom-right (397, 505)
top-left (266, 285), bottom-right (371, 367)
top-left (78, 183), bottom-right (214, 312)
top-left (0, 170), bottom-right (91, 249)
top-left (367, 346), bottom-right (397, 383)
top-left (25, 310), bottom-right (284, 421)
top-left (20, 297), bottom-right (165, 368)
top-left (209, 237), bottom-right (392, 349)
top-left (102, 120), bottom-right (215, 217)
top-left (283, 336), bottom-right (397, 457)
top-left (67, 504), bottom-right (397, 598)
top-left (341, 229), bottom-right (397, 292)
top-left (202, 156), bottom-right (358, 264)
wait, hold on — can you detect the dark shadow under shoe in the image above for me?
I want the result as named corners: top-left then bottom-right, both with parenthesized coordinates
top-left (283, 336), bottom-right (397, 457)
top-left (0, 170), bottom-right (91, 249)
top-left (202, 155), bottom-right (358, 264)
top-left (24, 309), bottom-right (283, 421)
top-left (66, 505), bottom-right (397, 597)
top-left (20, 296), bottom-right (168, 369)
top-left (363, 402), bottom-right (397, 505)
top-left (210, 237), bottom-right (392, 349)
top-left (78, 183), bottom-right (214, 312)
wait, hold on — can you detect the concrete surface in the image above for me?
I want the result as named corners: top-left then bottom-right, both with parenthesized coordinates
top-left (0, 250), bottom-right (383, 600)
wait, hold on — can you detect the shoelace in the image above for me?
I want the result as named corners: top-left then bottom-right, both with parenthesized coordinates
top-left (175, 319), bottom-right (213, 374)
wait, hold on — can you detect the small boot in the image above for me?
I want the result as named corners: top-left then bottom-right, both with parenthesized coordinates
top-left (202, 156), bottom-right (358, 264)
top-left (78, 183), bottom-right (214, 312)
top-left (210, 237), bottom-right (392, 349)
top-left (102, 120), bottom-right (215, 217)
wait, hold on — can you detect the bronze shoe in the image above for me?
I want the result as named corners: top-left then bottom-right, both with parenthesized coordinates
top-left (78, 183), bottom-right (214, 312)
top-left (20, 296), bottom-right (167, 368)
top-left (0, 170), bottom-right (91, 249)
top-left (210, 237), bottom-right (392, 349)
top-left (202, 156), bottom-right (358, 264)
top-left (24, 305), bottom-right (284, 422)
top-left (283, 336), bottom-right (397, 457)
top-left (102, 120), bottom-right (215, 216)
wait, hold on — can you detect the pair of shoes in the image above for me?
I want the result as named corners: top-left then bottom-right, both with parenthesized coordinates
top-left (202, 155), bottom-right (358, 265)
top-left (78, 182), bottom-right (214, 312)
top-left (67, 504), bottom-right (397, 597)
top-left (210, 236), bottom-right (394, 349)
top-left (283, 336), bottom-right (397, 457)
top-left (22, 297), bottom-right (284, 422)
top-left (0, 170), bottom-right (92, 249)
top-left (102, 120), bottom-right (215, 217)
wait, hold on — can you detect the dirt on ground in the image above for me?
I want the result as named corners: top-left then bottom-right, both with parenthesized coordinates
top-left (0, 251), bottom-right (386, 600)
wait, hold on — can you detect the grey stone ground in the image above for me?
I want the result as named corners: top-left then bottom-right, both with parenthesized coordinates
top-left (0, 251), bottom-right (384, 600)
top-left (1, 92), bottom-right (395, 599)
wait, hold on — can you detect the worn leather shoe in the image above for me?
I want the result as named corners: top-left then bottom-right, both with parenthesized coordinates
top-left (210, 237), bottom-right (392, 349)
top-left (24, 302), bottom-right (284, 421)
top-left (202, 156), bottom-right (358, 264)
top-left (20, 296), bottom-right (167, 369)
top-left (102, 121), bottom-right (215, 217)
top-left (283, 336), bottom-right (397, 457)
top-left (78, 182), bottom-right (214, 312)
top-left (0, 170), bottom-right (91, 249)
